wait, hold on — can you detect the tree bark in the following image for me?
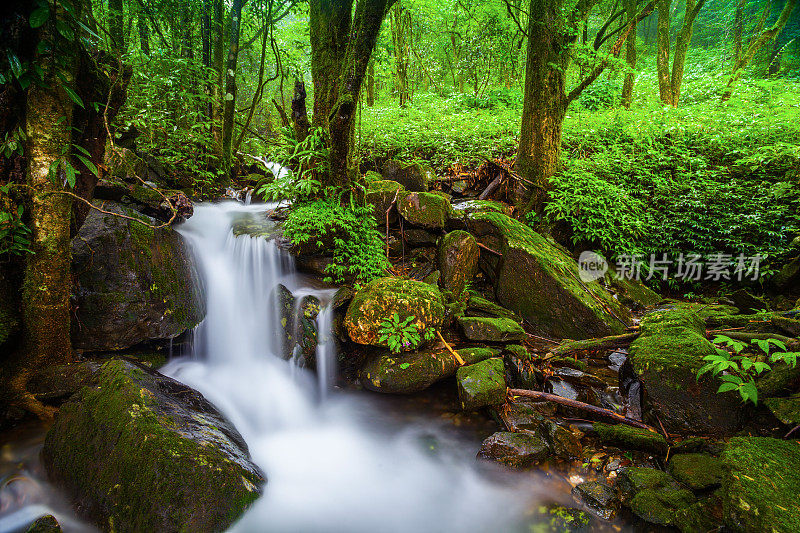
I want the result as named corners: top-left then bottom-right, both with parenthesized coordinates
top-left (722, 0), bottom-right (798, 101)
top-left (366, 59), bottom-right (376, 106)
top-left (656, 0), bottom-right (673, 105)
top-left (669, 0), bottom-right (706, 106)
top-left (621, 0), bottom-right (638, 107)
top-left (309, 0), bottom-right (353, 130)
top-left (390, 2), bottom-right (411, 107)
top-left (136, 2), bottom-right (150, 56)
top-left (109, 0), bottom-right (125, 54)
top-left (222, 0), bottom-right (244, 175)
top-left (292, 79), bottom-right (311, 142)
top-left (211, 0), bottom-right (225, 157)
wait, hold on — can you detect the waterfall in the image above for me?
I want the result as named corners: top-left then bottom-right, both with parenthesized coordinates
top-left (159, 201), bottom-right (535, 532)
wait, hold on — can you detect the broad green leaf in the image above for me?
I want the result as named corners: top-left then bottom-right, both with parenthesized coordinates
top-left (29, 6), bottom-right (50, 28)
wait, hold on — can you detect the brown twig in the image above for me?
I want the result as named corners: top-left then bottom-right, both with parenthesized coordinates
top-left (477, 242), bottom-right (502, 256)
top-left (437, 330), bottom-right (465, 366)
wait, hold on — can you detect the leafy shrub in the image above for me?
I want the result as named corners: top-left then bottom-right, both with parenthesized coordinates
top-left (579, 78), bottom-right (621, 110)
top-left (378, 312), bottom-right (435, 353)
top-left (0, 204), bottom-right (32, 257)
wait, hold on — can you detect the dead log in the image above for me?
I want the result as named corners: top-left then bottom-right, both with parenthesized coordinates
top-left (549, 332), bottom-right (640, 358)
top-left (508, 388), bottom-right (656, 431)
top-left (478, 172), bottom-right (503, 200)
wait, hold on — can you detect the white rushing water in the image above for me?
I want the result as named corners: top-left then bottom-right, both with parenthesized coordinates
top-left (161, 201), bottom-right (539, 533)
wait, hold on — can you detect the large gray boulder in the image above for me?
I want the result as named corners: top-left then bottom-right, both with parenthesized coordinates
top-left (71, 201), bottom-right (205, 351)
top-left (42, 359), bottom-right (264, 533)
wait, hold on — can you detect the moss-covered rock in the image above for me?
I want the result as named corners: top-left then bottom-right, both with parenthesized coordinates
top-left (673, 495), bottom-right (724, 533)
top-left (721, 437), bottom-right (800, 533)
top-left (457, 316), bottom-right (525, 342)
top-left (466, 212), bottom-right (630, 339)
top-left (42, 360), bottom-right (264, 532)
top-left (456, 357), bottom-right (506, 410)
top-left (629, 487), bottom-right (696, 526)
top-left (628, 305), bottom-right (742, 434)
top-left (344, 277), bottom-right (445, 346)
top-left (398, 191), bottom-right (452, 229)
top-left (451, 200), bottom-right (513, 217)
top-left (504, 344), bottom-right (542, 390)
top-left (71, 201), bottom-right (205, 351)
top-left (608, 271), bottom-right (662, 309)
top-left (668, 453), bottom-right (723, 490)
top-left (360, 348), bottom-right (458, 394)
top-left (465, 293), bottom-right (520, 320)
top-left (477, 431), bottom-right (548, 468)
top-left (540, 420), bottom-right (582, 460)
top-left (25, 515), bottom-right (61, 533)
top-left (617, 467), bottom-right (680, 502)
top-left (382, 159), bottom-right (434, 192)
top-left (572, 480), bottom-right (619, 519)
top-left (366, 180), bottom-right (405, 227)
top-left (764, 394), bottom-right (800, 425)
top-left (593, 422), bottom-right (668, 455)
top-left (437, 231), bottom-right (479, 298)
top-left (524, 505), bottom-right (592, 532)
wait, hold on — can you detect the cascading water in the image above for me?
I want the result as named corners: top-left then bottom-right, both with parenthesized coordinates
top-left (161, 201), bottom-right (542, 532)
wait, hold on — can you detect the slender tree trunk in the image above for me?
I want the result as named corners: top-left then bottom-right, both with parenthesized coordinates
top-left (366, 59), bottom-right (375, 106)
top-left (733, 0), bottom-right (744, 65)
top-left (722, 0), bottom-right (797, 101)
top-left (17, 2), bottom-right (79, 419)
top-left (292, 79), bottom-right (311, 142)
top-left (656, 0), bottom-right (673, 105)
top-left (202, 0), bottom-right (212, 120)
top-left (222, 0), bottom-right (243, 174)
top-left (391, 3), bottom-right (411, 107)
top-left (621, 0), bottom-right (638, 107)
top-left (211, 0), bottom-right (225, 157)
top-left (514, 0), bottom-right (568, 215)
top-left (669, 0), bottom-right (706, 106)
top-left (309, 0), bottom-right (353, 130)
top-left (109, 0), bottom-right (125, 54)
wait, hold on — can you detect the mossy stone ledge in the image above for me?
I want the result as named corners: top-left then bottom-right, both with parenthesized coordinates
top-left (457, 316), bottom-right (525, 342)
top-left (477, 431), bottom-right (549, 468)
top-left (466, 211), bottom-right (630, 339)
top-left (437, 230), bottom-right (479, 298)
top-left (42, 359), bottom-right (264, 533)
top-left (398, 191), bottom-right (452, 229)
top-left (593, 422), bottom-right (668, 455)
top-left (456, 357), bottom-right (507, 410)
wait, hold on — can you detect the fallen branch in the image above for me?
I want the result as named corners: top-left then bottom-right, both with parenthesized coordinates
top-left (437, 330), bottom-right (465, 366)
top-left (478, 172), bottom-right (503, 200)
top-left (549, 332), bottom-right (640, 358)
top-left (477, 243), bottom-right (502, 256)
top-left (508, 388), bottom-right (656, 431)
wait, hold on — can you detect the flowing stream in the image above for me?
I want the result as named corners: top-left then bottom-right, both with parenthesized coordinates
top-left (162, 201), bottom-right (539, 532)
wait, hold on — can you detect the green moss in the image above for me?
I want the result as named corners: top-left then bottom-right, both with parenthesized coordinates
top-left (367, 179), bottom-right (404, 194)
top-left (721, 437), bottom-right (800, 533)
top-left (764, 395), bottom-right (800, 425)
top-left (466, 294), bottom-right (520, 320)
top-left (547, 356), bottom-right (588, 372)
top-left (630, 488), bottom-right (696, 526)
top-left (617, 467), bottom-right (679, 498)
top-left (451, 200), bottom-right (512, 216)
top-left (457, 316), bottom-right (525, 342)
top-left (527, 505), bottom-right (591, 533)
top-left (629, 308), bottom-right (716, 375)
top-left (459, 346), bottom-right (502, 365)
top-left (593, 422), bottom-right (668, 455)
top-left (456, 357), bottom-right (506, 410)
top-left (668, 453), bottom-right (723, 490)
top-left (398, 191), bottom-right (452, 229)
top-left (360, 348), bottom-right (457, 393)
top-left (42, 360), bottom-right (263, 532)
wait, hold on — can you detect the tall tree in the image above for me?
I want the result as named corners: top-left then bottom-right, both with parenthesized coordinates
top-left (390, 2), bottom-right (412, 107)
top-left (310, 0), bottom-right (397, 188)
top-left (514, 0), bottom-right (654, 214)
top-left (222, 0), bottom-right (244, 174)
top-left (656, 0), bottom-right (707, 106)
top-left (621, 0), bottom-right (638, 107)
top-left (211, 0), bottom-right (225, 155)
top-left (109, 0), bottom-right (125, 54)
top-left (722, 0), bottom-right (798, 100)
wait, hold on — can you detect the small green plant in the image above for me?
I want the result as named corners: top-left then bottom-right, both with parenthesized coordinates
top-left (697, 334), bottom-right (800, 405)
top-left (0, 188), bottom-right (33, 257)
top-left (378, 313), bottom-right (435, 354)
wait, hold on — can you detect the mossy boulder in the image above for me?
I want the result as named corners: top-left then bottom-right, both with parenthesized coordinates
top-left (629, 487), bottom-right (696, 526)
top-left (721, 437), bottom-right (800, 532)
top-left (451, 200), bottom-right (513, 217)
top-left (764, 394), bottom-right (800, 425)
top-left (344, 277), bottom-right (445, 346)
top-left (572, 481), bottom-right (619, 520)
top-left (477, 431), bottom-right (548, 468)
top-left (382, 159), bottom-right (434, 192)
top-left (628, 305), bottom-right (742, 434)
top-left (608, 271), bottom-right (662, 309)
top-left (524, 505), bottom-right (592, 533)
top-left (42, 359), bottom-right (264, 532)
top-left (437, 230), bottom-right (479, 297)
top-left (540, 420), bottom-right (582, 460)
top-left (457, 316), bottom-right (525, 342)
top-left (398, 191), bottom-right (452, 229)
top-left (593, 422), bottom-right (668, 455)
top-left (360, 348), bottom-right (460, 394)
top-left (466, 212), bottom-right (630, 339)
top-left (465, 293), bottom-right (519, 320)
top-left (71, 201), bottom-right (205, 351)
top-left (668, 453), bottom-right (723, 490)
top-left (617, 467), bottom-right (679, 502)
top-left (456, 357), bottom-right (506, 410)
top-left (365, 180), bottom-right (404, 227)
top-left (25, 515), bottom-right (61, 533)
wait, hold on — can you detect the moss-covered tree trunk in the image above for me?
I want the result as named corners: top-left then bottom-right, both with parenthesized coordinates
top-left (669, 0), bottom-right (706, 106)
top-left (16, 2), bottom-right (80, 419)
top-left (621, 0), bottom-right (638, 107)
top-left (211, 0), bottom-right (225, 157)
top-left (221, 0), bottom-right (243, 176)
top-left (309, 0), bottom-right (353, 130)
top-left (390, 2), bottom-right (411, 107)
top-left (722, 0), bottom-right (797, 101)
top-left (656, 0), bottom-right (673, 105)
top-left (109, 0), bottom-right (125, 55)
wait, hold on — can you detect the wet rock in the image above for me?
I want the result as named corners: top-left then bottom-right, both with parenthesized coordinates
top-left (548, 379), bottom-right (579, 401)
top-left (459, 346), bottom-right (503, 364)
top-left (231, 211), bottom-right (280, 240)
top-left (437, 230), bottom-right (479, 298)
top-left (71, 201), bottom-right (205, 351)
top-left (629, 487), bottom-right (696, 527)
top-left (42, 360), bottom-right (264, 533)
top-left (457, 316), bottom-right (525, 342)
top-left (360, 348), bottom-right (463, 394)
top-left (673, 495), bottom-right (724, 533)
top-left (504, 344), bottom-right (542, 390)
top-left (607, 270), bottom-right (661, 310)
top-left (477, 431), bottom-right (548, 468)
top-left (25, 515), bottom-right (61, 533)
top-left (344, 277), bottom-right (445, 347)
top-left (553, 367), bottom-right (607, 388)
top-left (465, 293), bottom-right (520, 320)
top-left (668, 453), bottom-right (723, 490)
top-left (450, 200), bottom-right (512, 217)
top-left (403, 229), bottom-right (440, 246)
top-left (94, 179), bottom-right (193, 223)
top-left (774, 315), bottom-right (800, 337)
top-left (466, 211), bottom-right (630, 339)
top-left (541, 420), bottom-right (582, 460)
top-left (293, 295), bottom-right (321, 369)
top-left (28, 362), bottom-right (97, 404)
top-left (398, 191), bottom-right (452, 229)
top-left (671, 437), bottom-right (721, 455)
top-left (273, 283), bottom-right (296, 359)
top-left (628, 304), bottom-right (742, 434)
top-left (366, 180), bottom-right (404, 226)
top-left (592, 423), bottom-right (668, 455)
top-left (382, 159), bottom-right (434, 192)
top-left (720, 437), bottom-right (800, 532)
top-left (456, 358), bottom-right (507, 410)
top-left (572, 481), bottom-right (619, 519)
top-left (499, 400), bottom-right (546, 431)
top-left (525, 505), bottom-right (591, 532)
top-left (729, 288), bottom-right (768, 313)
top-left (617, 467), bottom-right (679, 502)
top-left (764, 394), bottom-right (800, 425)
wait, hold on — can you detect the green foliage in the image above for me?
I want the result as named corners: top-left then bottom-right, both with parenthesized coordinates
top-left (0, 186), bottom-right (32, 257)
top-left (579, 78), bottom-right (621, 111)
top-left (378, 312), bottom-right (435, 353)
top-left (281, 197), bottom-right (389, 284)
top-left (698, 334), bottom-right (800, 405)
top-left (257, 127), bottom-right (328, 201)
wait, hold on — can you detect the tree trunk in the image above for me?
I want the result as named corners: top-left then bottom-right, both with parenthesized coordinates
top-left (391, 2), bottom-right (411, 107)
top-left (292, 79), bottom-right (310, 142)
top-left (211, 0), bottom-right (225, 157)
top-left (514, 0), bottom-right (568, 215)
top-left (656, 0), bottom-right (673, 105)
top-left (669, 0), bottom-right (706, 106)
top-left (366, 59), bottom-right (375, 106)
top-left (222, 0), bottom-right (243, 175)
top-left (621, 0), bottom-right (638, 107)
top-left (136, 3), bottom-right (150, 56)
top-left (722, 0), bottom-right (797, 101)
top-left (109, 0), bottom-right (125, 54)
top-left (17, 3), bottom-right (79, 419)
top-left (309, 0), bottom-right (353, 130)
